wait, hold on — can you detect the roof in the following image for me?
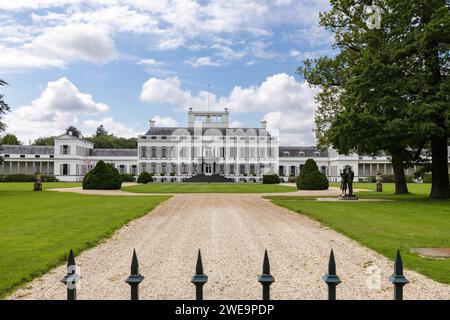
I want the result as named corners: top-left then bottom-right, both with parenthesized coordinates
top-left (279, 146), bottom-right (329, 158)
top-left (0, 145), bottom-right (54, 155)
top-left (89, 149), bottom-right (137, 157)
top-left (144, 127), bottom-right (271, 136)
top-left (54, 133), bottom-right (93, 145)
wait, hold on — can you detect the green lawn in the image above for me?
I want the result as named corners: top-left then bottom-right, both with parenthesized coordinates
top-left (267, 183), bottom-right (450, 284)
top-left (0, 183), bottom-right (170, 298)
top-left (0, 182), bottom-right (81, 191)
top-left (123, 182), bottom-right (298, 193)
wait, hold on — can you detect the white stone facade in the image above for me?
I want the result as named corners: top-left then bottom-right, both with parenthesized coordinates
top-left (1, 109), bottom-right (449, 182)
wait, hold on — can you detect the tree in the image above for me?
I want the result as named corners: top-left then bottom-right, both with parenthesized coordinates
top-left (66, 126), bottom-right (82, 138)
top-left (95, 125), bottom-right (108, 137)
top-left (0, 79), bottom-right (9, 135)
top-left (83, 160), bottom-right (122, 190)
top-left (296, 159), bottom-right (329, 190)
top-left (300, 0), bottom-right (449, 197)
top-left (33, 137), bottom-right (55, 146)
top-left (1, 133), bottom-right (21, 145)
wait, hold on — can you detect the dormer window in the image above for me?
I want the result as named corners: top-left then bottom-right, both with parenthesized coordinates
top-left (314, 152), bottom-right (320, 157)
top-left (283, 151), bottom-right (290, 157)
top-left (299, 152), bottom-right (305, 157)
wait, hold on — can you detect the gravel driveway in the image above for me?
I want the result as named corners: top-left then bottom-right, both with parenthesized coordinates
top-left (9, 194), bottom-right (450, 300)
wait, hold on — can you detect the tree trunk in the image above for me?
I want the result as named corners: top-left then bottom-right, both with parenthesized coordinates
top-left (429, 135), bottom-right (450, 199)
top-left (391, 153), bottom-right (409, 194)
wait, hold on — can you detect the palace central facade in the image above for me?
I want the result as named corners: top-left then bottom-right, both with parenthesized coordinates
top-left (2, 109), bottom-right (447, 182)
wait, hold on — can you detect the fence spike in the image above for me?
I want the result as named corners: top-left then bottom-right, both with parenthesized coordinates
top-left (322, 249), bottom-right (341, 300)
top-left (61, 249), bottom-right (79, 300)
top-left (125, 249), bottom-right (145, 300)
top-left (258, 249), bottom-right (275, 300)
top-left (191, 249), bottom-right (208, 300)
top-left (389, 249), bottom-right (409, 300)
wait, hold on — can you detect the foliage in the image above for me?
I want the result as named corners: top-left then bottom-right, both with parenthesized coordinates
top-left (82, 160), bottom-right (122, 190)
top-left (0, 79), bottom-right (10, 135)
top-left (137, 172), bottom-right (153, 184)
top-left (1, 174), bottom-right (58, 182)
top-left (120, 173), bottom-right (136, 182)
top-left (296, 159), bottom-right (329, 190)
top-left (65, 126), bottom-right (81, 138)
top-left (33, 137), bottom-right (55, 146)
top-left (299, 0), bottom-right (449, 198)
top-left (367, 175), bottom-right (414, 183)
top-left (0, 133), bottom-right (21, 145)
top-left (262, 174), bottom-right (280, 184)
top-left (85, 125), bottom-right (137, 149)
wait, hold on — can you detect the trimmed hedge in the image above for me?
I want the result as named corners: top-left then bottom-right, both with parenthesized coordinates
top-left (296, 159), bottom-right (329, 190)
top-left (82, 160), bottom-right (122, 190)
top-left (0, 174), bottom-right (58, 182)
top-left (137, 172), bottom-right (153, 184)
top-left (423, 174), bottom-right (450, 183)
top-left (120, 173), bottom-right (136, 182)
top-left (368, 174), bottom-right (414, 183)
top-left (262, 174), bottom-right (280, 184)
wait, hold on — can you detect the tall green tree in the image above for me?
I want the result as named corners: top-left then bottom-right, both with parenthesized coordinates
top-left (1, 133), bottom-right (21, 145)
top-left (33, 137), bottom-right (55, 146)
top-left (300, 0), bottom-right (449, 198)
top-left (86, 125), bottom-right (137, 149)
top-left (0, 79), bottom-right (9, 135)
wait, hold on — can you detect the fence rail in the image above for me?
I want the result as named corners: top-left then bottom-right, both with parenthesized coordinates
top-left (61, 248), bottom-right (409, 300)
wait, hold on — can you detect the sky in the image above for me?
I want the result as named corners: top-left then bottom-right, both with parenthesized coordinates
top-left (0, 0), bottom-right (334, 146)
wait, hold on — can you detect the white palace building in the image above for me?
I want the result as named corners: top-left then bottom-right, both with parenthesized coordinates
top-left (1, 109), bottom-right (447, 183)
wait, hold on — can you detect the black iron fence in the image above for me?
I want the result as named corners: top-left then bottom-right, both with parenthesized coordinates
top-left (61, 248), bottom-right (409, 301)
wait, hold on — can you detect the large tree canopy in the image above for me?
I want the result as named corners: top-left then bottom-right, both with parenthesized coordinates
top-left (300, 0), bottom-right (449, 198)
top-left (85, 125), bottom-right (137, 149)
top-left (1, 133), bottom-right (21, 145)
top-left (33, 137), bottom-right (55, 146)
top-left (0, 79), bottom-right (9, 135)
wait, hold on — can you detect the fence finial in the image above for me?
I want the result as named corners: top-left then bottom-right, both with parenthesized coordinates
top-left (389, 249), bottom-right (409, 300)
top-left (191, 249), bottom-right (208, 300)
top-left (258, 249), bottom-right (275, 300)
top-left (322, 249), bottom-right (341, 300)
top-left (61, 249), bottom-right (79, 300)
top-left (125, 249), bottom-right (145, 300)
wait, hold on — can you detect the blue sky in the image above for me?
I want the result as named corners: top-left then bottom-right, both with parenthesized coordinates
top-left (0, 0), bottom-right (333, 145)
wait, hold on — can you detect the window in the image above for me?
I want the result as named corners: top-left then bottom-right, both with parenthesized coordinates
top-left (151, 147), bottom-right (157, 158)
top-left (278, 166), bottom-right (285, 176)
top-left (239, 165), bottom-right (246, 175)
top-left (321, 166), bottom-right (327, 175)
top-left (161, 147), bottom-right (167, 158)
top-left (230, 165), bottom-right (235, 174)
top-left (283, 151), bottom-right (290, 157)
top-left (314, 152), bottom-right (320, 157)
top-left (35, 155), bottom-right (40, 158)
top-left (182, 164), bottom-right (188, 174)
top-left (62, 164), bottom-right (69, 175)
top-left (61, 145), bottom-right (70, 155)
top-left (131, 165), bottom-right (137, 175)
top-left (50, 155), bottom-right (54, 158)
top-left (151, 163), bottom-right (156, 174)
top-left (4, 154), bottom-right (9, 158)
top-left (119, 165), bottom-right (125, 174)
top-left (299, 152), bottom-right (305, 157)
top-left (140, 147), bottom-right (147, 158)
top-left (290, 166), bottom-right (296, 176)
top-left (20, 155), bottom-right (25, 158)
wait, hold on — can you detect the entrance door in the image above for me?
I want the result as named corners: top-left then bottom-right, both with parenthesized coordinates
top-left (205, 164), bottom-right (212, 175)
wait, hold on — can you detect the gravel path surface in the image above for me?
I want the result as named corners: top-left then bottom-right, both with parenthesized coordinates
top-left (9, 194), bottom-right (449, 300)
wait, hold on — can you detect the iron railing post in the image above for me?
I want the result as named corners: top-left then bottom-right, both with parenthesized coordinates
top-left (389, 249), bottom-right (409, 300)
top-left (191, 249), bottom-right (208, 300)
top-left (125, 249), bottom-right (145, 300)
top-left (61, 249), bottom-right (79, 300)
top-left (322, 249), bottom-right (341, 300)
top-left (258, 249), bottom-right (275, 300)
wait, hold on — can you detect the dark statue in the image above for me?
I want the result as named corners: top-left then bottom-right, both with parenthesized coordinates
top-left (340, 166), bottom-right (357, 199)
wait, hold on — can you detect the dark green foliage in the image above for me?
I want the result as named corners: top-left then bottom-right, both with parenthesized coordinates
top-left (1, 133), bottom-right (21, 145)
top-left (120, 173), bottom-right (136, 182)
top-left (82, 160), bottom-right (122, 190)
top-left (65, 126), bottom-right (81, 138)
top-left (262, 174), bottom-right (280, 184)
top-left (423, 174), bottom-right (450, 184)
top-left (85, 125), bottom-right (137, 149)
top-left (1, 174), bottom-right (58, 182)
top-left (296, 159), bottom-right (329, 190)
top-left (33, 137), bottom-right (55, 146)
top-left (0, 79), bottom-right (10, 134)
top-left (137, 172), bottom-right (153, 184)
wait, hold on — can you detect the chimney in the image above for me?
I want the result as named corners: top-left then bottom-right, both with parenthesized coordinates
top-left (188, 107), bottom-right (193, 112)
top-left (68, 131), bottom-right (73, 136)
top-left (261, 120), bottom-right (267, 129)
top-left (149, 119), bottom-right (156, 128)
top-left (224, 107), bottom-right (228, 113)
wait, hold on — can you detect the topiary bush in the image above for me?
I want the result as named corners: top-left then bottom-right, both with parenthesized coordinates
top-left (262, 174), bottom-right (280, 184)
top-left (137, 171), bottom-right (153, 184)
top-left (296, 159), bottom-right (329, 190)
top-left (82, 160), bottom-right (122, 190)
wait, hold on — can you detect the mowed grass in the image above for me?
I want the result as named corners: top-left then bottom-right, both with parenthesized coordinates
top-left (0, 183), bottom-right (170, 298)
top-left (0, 182), bottom-right (81, 191)
top-left (267, 183), bottom-right (450, 284)
top-left (123, 182), bottom-right (298, 193)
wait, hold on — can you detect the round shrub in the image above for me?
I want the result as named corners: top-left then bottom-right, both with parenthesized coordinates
top-left (296, 159), bottom-right (329, 190)
top-left (263, 174), bottom-right (280, 184)
top-left (137, 171), bottom-right (153, 184)
top-left (120, 173), bottom-right (136, 182)
top-left (83, 160), bottom-right (122, 190)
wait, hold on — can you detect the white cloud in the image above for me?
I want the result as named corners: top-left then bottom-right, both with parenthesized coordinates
top-left (27, 24), bottom-right (117, 64)
top-left (83, 117), bottom-right (139, 138)
top-left (140, 73), bottom-right (318, 144)
top-left (4, 77), bottom-right (109, 142)
top-left (185, 56), bottom-right (222, 68)
top-left (151, 115), bottom-right (178, 127)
